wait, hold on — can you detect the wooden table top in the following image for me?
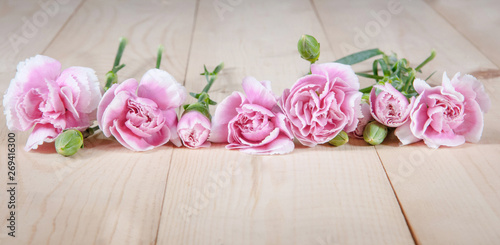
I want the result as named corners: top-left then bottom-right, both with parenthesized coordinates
top-left (0, 0), bottom-right (499, 244)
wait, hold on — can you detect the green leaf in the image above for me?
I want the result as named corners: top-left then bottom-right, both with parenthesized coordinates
top-left (425, 71), bottom-right (437, 81)
top-left (355, 72), bottom-right (384, 80)
top-left (359, 85), bottom-right (373, 94)
top-left (335, 48), bottom-right (384, 65)
top-left (415, 49), bottom-right (436, 72)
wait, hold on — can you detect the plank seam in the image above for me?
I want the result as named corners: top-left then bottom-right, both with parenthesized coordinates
top-left (153, 0), bottom-right (201, 244)
top-left (374, 148), bottom-right (419, 245)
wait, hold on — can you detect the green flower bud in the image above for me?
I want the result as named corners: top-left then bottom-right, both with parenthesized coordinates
top-left (55, 129), bottom-right (84, 157)
top-left (298, 34), bottom-right (320, 63)
top-left (363, 121), bottom-right (388, 145)
top-left (328, 131), bottom-right (349, 147)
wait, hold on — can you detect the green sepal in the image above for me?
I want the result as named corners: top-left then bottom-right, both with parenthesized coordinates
top-left (183, 102), bottom-right (211, 120)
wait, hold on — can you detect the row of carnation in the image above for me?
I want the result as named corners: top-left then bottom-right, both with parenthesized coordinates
top-left (3, 41), bottom-right (490, 155)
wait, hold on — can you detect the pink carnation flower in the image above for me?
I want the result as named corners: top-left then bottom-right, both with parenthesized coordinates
top-left (177, 110), bottom-right (211, 149)
top-left (3, 55), bottom-right (101, 151)
top-left (280, 63), bottom-right (362, 147)
top-left (97, 69), bottom-right (186, 151)
top-left (210, 77), bottom-right (294, 155)
top-left (395, 72), bottom-right (491, 148)
top-left (370, 83), bottom-right (415, 127)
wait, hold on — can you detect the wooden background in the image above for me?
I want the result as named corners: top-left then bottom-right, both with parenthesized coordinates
top-left (0, 0), bottom-right (499, 244)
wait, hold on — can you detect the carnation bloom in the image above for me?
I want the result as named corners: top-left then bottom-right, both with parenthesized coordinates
top-left (370, 82), bottom-right (415, 127)
top-left (97, 69), bottom-right (186, 151)
top-left (352, 102), bottom-right (372, 139)
top-left (395, 72), bottom-right (491, 148)
top-left (280, 63), bottom-right (362, 147)
top-left (177, 110), bottom-right (211, 149)
top-left (210, 77), bottom-right (294, 155)
top-left (3, 55), bottom-right (101, 151)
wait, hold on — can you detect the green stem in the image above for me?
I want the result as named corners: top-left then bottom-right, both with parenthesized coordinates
top-left (82, 125), bottom-right (100, 138)
top-left (156, 45), bottom-right (164, 69)
top-left (415, 49), bottom-right (436, 72)
top-left (113, 37), bottom-right (128, 71)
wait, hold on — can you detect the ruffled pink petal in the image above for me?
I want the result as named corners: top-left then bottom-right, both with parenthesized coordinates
top-left (111, 121), bottom-right (154, 151)
top-left (242, 76), bottom-right (277, 109)
top-left (97, 83), bottom-right (119, 127)
top-left (137, 69), bottom-right (186, 110)
top-left (24, 123), bottom-right (60, 151)
top-left (57, 66), bottom-right (101, 114)
top-left (209, 92), bottom-right (246, 143)
top-left (451, 73), bottom-right (491, 113)
top-left (162, 109), bottom-right (181, 147)
top-left (423, 129), bottom-right (465, 149)
top-left (413, 78), bottom-right (431, 94)
top-left (228, 135), bottom-right (294, 155)
top-left (310, 62), bottom-right (359, 90)
top-left (15, 55), bottom-right (61, 91)
top-left (454, 99), bottom-right (484, 143)
top-left (342, 90), bottom-right (362, 132)
top-left (99, 91), bottom-right (133, 137)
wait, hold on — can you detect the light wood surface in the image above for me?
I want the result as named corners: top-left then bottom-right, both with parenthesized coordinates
top-left (0, 0), bottom-right (499, 244)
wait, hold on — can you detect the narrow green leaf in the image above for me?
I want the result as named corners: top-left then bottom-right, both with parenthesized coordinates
top-left (359, 86), bottom-right (373, 94)
top-left (355, 72), bottom-right (384, 80)
top-left (334, 48), bottom-right (384, 65)
top-left (415, 49), bottom-right (436, 72)
top-left (424, 71), bottom-right (437, 81)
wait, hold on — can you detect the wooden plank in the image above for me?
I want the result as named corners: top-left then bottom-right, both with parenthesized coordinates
top-left (0, 0), bottom-right (197, 244)
top-left (0, 0), bottom-right (84, 73)
top-left (313, 0), bottom-right (500, 244)
top-left (0, 1), bottom-right (83, 243)
top-left (424, 0), bottom-right (500, 68)
top-left (156, 0), bottom-right (414, 244)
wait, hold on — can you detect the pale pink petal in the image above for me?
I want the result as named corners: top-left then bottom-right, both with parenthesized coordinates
top-left (15, 55), bottom-right (61, 91)
top-left (229, 135), bottom-right (294, 155)
top-left (451, 73), bottom-right (491, 113)
top-left (24, 123), bottom-right (60, 151)
top-left (209, 91), bottom-right (246, 143)
top-left (163, 108), bottom-right (181, 147)
top-left (57, 66), bottom-right (101, 114)
top-left (423, 129), bottom-right (465, 149)
top-left (454, 99), bottom-right (484, 143)
top-left (413, 78), bottom-right (431, 94)
top-left (242, 76), bottom-right (277, 109)
top-left (395, 121), bottom-right (421, 145)
top-left (99, 91), bottom-right (133, 137)
top-left (138, 68), bottom-right (186, 110)
top-left (311, 62), bottom-right (359, 90)
top-left (97, 83), bottom-right (119, 126)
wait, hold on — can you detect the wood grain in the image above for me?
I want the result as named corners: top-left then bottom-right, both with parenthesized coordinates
top-left (1, 0), bottom-right (499, 244)
top-left (425, 0), bottom-right (500, 68)
top-left (313, 0), bottom-right (500, 244)
top-left (155, 0), bottom-right (414, 244)
top-left (0, 0), bottom-right (197, 244)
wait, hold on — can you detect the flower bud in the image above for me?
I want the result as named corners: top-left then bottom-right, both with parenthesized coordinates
top-left (104, 71), bottom-right (118, 91)
top-left (55, 129), bottom-right (84, 156)
top-left (298, 34), bottom-right (320, 63)
top-left (178, 110), bottom-right (211, 149)
top-left (363, 121), bottom-right (388, 145)
top-left (328, 131), bottom-right (349, 147)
